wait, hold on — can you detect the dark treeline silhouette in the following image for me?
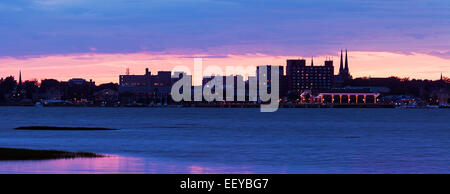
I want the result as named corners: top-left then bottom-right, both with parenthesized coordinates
top-left (0, 76), bottom-right (17, 103)
top-left (0, 76), bottom-right (118, 105)
top-left (346, 76), bottom-right (449, 104)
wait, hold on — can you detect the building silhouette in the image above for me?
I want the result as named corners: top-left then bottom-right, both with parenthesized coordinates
top-left (334, 49), bottom-right (352, 86)
top-left (67, 78), bottom-right (95, 86)
top-left (256, 65), bottom-right (286, 97)
top-left (11, 71), bottom-right (25, 101)
top-left (119, 68), bottom-right (172, 105)
top-left (201, 75), bottom-right (246, 102)
top-left (286, 58), bottom-right (334, 94)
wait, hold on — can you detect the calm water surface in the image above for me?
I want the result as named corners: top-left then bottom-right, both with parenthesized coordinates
top-left (0, 107), bottom-right (449, 173)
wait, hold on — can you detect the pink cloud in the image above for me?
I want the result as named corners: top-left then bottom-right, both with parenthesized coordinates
top-left (0, 51), bottom-right (448, 84)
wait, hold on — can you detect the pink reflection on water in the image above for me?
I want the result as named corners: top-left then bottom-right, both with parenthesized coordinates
top-left (0, 155), bottom-right (255, 174)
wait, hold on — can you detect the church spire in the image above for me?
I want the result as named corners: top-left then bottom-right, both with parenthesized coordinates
top-left (344, 49), bottom-right (349, 74)
top-left (339, 50), bottom-right (344, 74)
top-left (15, 70), bottom-right (23, 98)
top-left (19, 70), bottom-right (22, 86)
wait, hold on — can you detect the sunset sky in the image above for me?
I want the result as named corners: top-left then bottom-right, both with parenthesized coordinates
top-left (0, 0), bottom-right (449, 83)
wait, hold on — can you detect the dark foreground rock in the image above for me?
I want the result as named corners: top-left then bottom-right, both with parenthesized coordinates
top-left (0, 147), bottom-right (104, 161)
top-left (15, 126), bottom-right (119, 131)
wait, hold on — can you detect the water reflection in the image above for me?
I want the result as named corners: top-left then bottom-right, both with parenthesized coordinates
top-left (0, 155), bottom-right (255, 174)
top-left (2, 108), bottom-right (450, 173)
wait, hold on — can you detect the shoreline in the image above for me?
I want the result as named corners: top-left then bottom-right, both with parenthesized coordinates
top-left (0, 103), bottom-right (397, 108)
top-left (0, 147), bottom-right (104, 161)
top-left (1, 104), bottom-right (447, 109)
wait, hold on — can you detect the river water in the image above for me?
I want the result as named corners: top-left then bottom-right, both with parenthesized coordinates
top-left (0, 107), bottom-right (449, 173)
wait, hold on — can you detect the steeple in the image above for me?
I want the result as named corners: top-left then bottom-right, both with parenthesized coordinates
top-left (311, 57), bottom-right (314, 66)
top-left (18, 70), bottom-right (22, 86)
top-left (15, 70), bottom-right (23, 98)
top-left (344, 49), bottom-right (349, 74)
top-left (339, 50), bottom-right (344, 74)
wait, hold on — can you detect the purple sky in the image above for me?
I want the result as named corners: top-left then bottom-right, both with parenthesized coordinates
top-left (0, 0), bottom-right (449, 83)
top-left (1, 0), bottom-right (449, 58)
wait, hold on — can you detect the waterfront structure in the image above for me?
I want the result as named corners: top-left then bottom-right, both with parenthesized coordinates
top-left (286, 59), bottom-right (305, 93)
top-left (246, 76), bottom-right (258, 101)
top-left (152, 71), bottom-right (172, 100)
top-left (119, 68), bottom-right (172, 104)
top-left (60, 78), bottom-right (96, 102)
top-left (202, 75), bottom-right (225, 102)
top-left (434, 74), bottom-right (449, 106)
top-left (256, 65), bottom-right (287, 97)
top-left (313, 89), bottom-right (380, 104)
top-left (286, 58), bottom-right (334, 94)
top-left (93, 89), bottom-right (119, 106)
top-left (201, 75), bottom-right (246, 102)
top-left (119, 69), bottom-right (171, 93)
top-left (119, 68), bottom-right (152, 87)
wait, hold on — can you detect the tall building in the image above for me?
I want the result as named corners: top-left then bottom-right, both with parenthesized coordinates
top-left (286, 59), bottom-right (334, 93)
top-left (286, 59), bottom-right (306, 93)
top-left (119, 68), bottom-right (173, 102)
top-left (119, 68), bottom-right (171, 89)
top-left (154, 71), bottom-right (172, 87)
top-left (119, 68), bottom-right (152, 87)
top-left (201, 75), bottom-right (254, 102)
top-left (256, 65), bottom-right (286, 97)
top-left (60, 78), bottom-right (95, 102)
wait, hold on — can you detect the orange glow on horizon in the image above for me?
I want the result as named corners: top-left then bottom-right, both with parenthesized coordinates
top-left (0, 51), bottom-right (448, 84)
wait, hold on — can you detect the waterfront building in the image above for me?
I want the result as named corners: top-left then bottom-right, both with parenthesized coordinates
top-left (60, 78), bottom-right (95, 102)
top-left (433, 74), bottom-right (449, 106)
top-left (202, 75), bottom-right (246, 102)
top-left (93, 89), bottom-right (119, 106)
top-left (119, 68), bottom-right (152, 87)
top-left (152, 71), bottom-right (172, 100)
top-left (313, 88), bottom-right (380, 104)
top-left (286, 58), bottom-right (334, 94)
top-left (119, 68), bottom-right (173, 104)
top-left (256, 65), bottom-right (287, 97)
top-left (225, 75), bottom-right (246, 101)
top-left (246, 76), bottom-right (258, 102)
